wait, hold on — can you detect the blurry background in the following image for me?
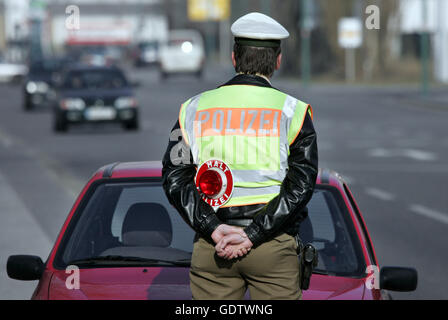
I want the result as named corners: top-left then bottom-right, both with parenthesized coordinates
top-left (0, 0), bottom-right (447, 299)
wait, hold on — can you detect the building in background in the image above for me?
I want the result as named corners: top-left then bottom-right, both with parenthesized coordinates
top-left (2, 0), bottom-right (29, 62)
top-left (399, 0), bottom-right (448, 83)
top-left (44, 0), bottom-right (167, 56)
top-left (0, 1), bottom-right (6, 55)
top-left (0, 0), bottom-right (446, 84)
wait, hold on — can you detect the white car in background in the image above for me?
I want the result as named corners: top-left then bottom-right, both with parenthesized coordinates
top-left (159, 29), bottom-right (205, 78)
top-left (0, 58), bottom-right (28, 84)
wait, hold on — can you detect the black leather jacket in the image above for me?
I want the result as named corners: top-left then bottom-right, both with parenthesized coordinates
top-left (162, 74), bottom-right (318, 247)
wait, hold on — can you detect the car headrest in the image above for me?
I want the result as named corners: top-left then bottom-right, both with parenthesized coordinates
top-left (122, 202), bottom-right (172, 247)
top-left (299, 217), bottom-right (314, 245)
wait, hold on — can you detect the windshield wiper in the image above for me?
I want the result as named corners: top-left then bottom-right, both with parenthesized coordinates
top-left (68, 255), bottom-right (191, 267)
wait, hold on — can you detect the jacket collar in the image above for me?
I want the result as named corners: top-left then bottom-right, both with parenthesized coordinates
top-left (219, 73), bottom-right (276, 89)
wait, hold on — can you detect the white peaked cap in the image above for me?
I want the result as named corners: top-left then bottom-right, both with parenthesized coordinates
top-left (231, 12), bottom-right (289, 40)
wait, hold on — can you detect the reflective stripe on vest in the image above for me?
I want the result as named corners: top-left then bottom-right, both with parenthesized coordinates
top-left (179, 85), bottom-right (312, 207)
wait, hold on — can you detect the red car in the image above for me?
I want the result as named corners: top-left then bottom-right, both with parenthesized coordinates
top-left (7, 162), bottom-right (417, 299)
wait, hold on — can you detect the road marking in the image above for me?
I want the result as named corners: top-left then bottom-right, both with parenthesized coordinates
top-left (0, 128), bottom-right (13, 147)
top-left (367, 148), bottom-right (395, 158)
top-left (404, 149), bottom-right (437, 161)
top-left (367, 148), bottom-right (437, 161)
top-left (365, 187), bottom-right (395, 201)
top-left (409, 204), bottom-right (448, 225)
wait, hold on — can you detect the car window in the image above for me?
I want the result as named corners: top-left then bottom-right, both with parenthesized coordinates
top-left (110, 185), bottom-right (194, 251)
top-left (63, 69), bottom-right (128, 89)
top-left (139, 42), bottom-right (158, 50)
top-left (303, 187), bottom-right (366, 277)
top-left (168, 38), bottom-right (194, 46)
top-left (306, 192), bottom-right (336, 242)
top-left (55, 181), bottom-right (365, 277)
top-left (167, 32), bottom-right (202, 48)
top-left (343, 184), bottom-right (377, 265)
top-left (56, 181), bottom-right (194, 268)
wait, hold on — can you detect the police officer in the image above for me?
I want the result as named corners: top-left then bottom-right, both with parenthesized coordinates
top-left (162, 12), bottom-right (318, 300)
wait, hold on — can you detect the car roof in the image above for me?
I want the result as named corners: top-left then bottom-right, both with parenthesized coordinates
top-left (94, 161), bottom-right (346, 187)
top-left (98, 161), bottom-right (163, 179)
top-left (168, 29), bottom-right (203, 43)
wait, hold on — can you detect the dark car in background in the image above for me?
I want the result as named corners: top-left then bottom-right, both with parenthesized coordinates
top-left (53, 65), bottom-right (139, 132)
top-left (23, 58), bottom-right (69, 111)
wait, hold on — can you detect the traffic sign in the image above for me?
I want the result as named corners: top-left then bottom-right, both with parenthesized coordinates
top-left (188, 0), bottom-right (230, 22)
top-left (338, 17), bottom-right (363, 49)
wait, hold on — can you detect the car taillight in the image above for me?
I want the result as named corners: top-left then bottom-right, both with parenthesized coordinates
top-left (198, 169), bottom-right (222, 198)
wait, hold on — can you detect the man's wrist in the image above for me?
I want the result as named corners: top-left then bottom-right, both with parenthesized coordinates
top-left (243, 223), bottom-right (264, 248)
top-left (202, 215), bottom-right (222, 239)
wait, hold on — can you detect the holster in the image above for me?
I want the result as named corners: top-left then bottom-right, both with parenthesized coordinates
top-left (295, 234), bottom-right (318, 291)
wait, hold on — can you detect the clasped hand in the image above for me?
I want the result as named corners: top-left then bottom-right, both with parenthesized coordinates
top-left (211, 224), bottom-right (253, 260)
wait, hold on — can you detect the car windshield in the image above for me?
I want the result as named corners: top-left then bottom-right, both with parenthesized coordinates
top-left (168, 38), bottom-right (195, 46)
top-left (62, 69), bottom-right (128, 90)
top-left (139, 42), bottom-right (158, 50)
top-left (167, 32), bottom-right (202, 48)
top-left (54, 180), bottom-right (365, 276)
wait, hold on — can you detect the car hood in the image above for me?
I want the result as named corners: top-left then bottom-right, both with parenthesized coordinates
top-left (48, 268), bottom-right (367, 300)
top-left (49, 267), bottom-right (192, 300)
top-left (59, 88), bottom-right (133, 99)
top-left (303, 274), bottom-right (367, 300)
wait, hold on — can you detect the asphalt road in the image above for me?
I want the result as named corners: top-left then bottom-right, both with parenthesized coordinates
top-left (0, 64), bottom-right (447, 299)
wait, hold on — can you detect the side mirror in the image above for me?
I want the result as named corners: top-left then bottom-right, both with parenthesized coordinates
top-left (7, 255), bottom-right (45, 281)
top-left (380, 266), bottom-right (417, 292)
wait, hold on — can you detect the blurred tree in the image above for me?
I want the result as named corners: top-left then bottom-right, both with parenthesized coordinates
top-left (271, 0), bottom-right (300, 75)
top-left (313, 0), bottom-right (400, 80)
top-left (272, 0), bottom-right (334, 77)
top-left (317, 0), bottom-right (355, 77)
top-left (362, 0), bottom-right (400, 80)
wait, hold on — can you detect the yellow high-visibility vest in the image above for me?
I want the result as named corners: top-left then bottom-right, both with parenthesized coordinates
top-left (179, 84), bottom-right (312, 207)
